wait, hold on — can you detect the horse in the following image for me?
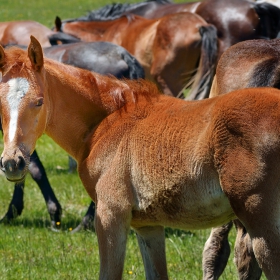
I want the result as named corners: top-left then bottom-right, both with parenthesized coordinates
top-left (204, 38), bottom-right (280, 280)
top-left (0, 20), bottom-right (80, 47)
top-left (70, 0), bottom-right (280, 62)
top-left (0, 36), bottom-right (280, 279)
top-left (53, 12), bottom-right (218, 100)
top-left (43, 41), bottom-right (145, 80)
top-left (2, 41), bottom-right (145, 231)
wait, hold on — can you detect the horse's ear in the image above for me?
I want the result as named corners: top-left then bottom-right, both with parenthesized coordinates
top-left (55, 16), bottom-right (62, 32)
top-left (28, 35), bottom-right (44, 72)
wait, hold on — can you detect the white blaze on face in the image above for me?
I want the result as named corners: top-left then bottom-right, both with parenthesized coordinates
top-left (7, 78), bottom-right (30, 142)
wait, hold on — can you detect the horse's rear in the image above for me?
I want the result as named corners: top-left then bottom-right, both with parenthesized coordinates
top-left (148, 12), bottom-right (217, 99)
top-left (0, 21), bottom-right (55, 47)
top-left (210, 38), bottom-right (280, 97)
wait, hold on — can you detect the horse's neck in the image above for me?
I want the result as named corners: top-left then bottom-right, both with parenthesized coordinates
top-left (44, 62), bottom-right (124, 162)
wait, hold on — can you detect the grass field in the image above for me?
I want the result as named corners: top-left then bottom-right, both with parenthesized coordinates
top-left (0, 0), bottom-right (267, 279)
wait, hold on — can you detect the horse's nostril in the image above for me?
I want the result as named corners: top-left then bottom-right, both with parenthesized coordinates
top-left (18, 156), bottom-right (26, 171)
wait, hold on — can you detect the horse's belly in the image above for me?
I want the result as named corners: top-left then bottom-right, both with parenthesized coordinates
top-left (131, 177), bottom-right (235, 230)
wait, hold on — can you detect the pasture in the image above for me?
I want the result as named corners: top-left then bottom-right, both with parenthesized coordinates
top-left (0, 0), bottom-right (267, 279)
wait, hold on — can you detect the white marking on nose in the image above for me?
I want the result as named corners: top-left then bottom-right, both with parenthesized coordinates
top-left (7, 78), bottom-right (29, 142)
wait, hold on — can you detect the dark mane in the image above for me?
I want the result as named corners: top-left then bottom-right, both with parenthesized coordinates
top-left (63, 0), bottom-right (172, 22)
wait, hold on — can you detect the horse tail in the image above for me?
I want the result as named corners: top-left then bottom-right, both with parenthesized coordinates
top-left (48, 32), bottom-right (81, 46)
top-left (253, 2), bottom-right (280, 39)
top-left (121, 51), bottom-right (145, 80)
top-left (186, 24), bottom-right (218, 100)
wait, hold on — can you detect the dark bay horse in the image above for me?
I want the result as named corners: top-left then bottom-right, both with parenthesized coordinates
top-left (206, 38), bottom-right (280, 280)
top-left (2, 41), bottom-right (145, 231)
top-left (73, 0), bottom-right (280, 69)
top-left (0, 36), bottom-right (280, 279)
top-left (54, 12), bottom-right (218, 99)
top-left (0, 20), bottom-right (80, 47)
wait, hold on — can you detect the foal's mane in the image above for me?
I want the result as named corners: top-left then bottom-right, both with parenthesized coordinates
top-left (62, 0), bottom-right (172, 22)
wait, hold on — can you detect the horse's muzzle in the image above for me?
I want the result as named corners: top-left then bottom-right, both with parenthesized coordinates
top-left (0, 155), bottom-right (27, 182)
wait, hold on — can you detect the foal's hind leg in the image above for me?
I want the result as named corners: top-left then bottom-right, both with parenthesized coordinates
top-left (135, 226), bottom-right (168, 280)
top-left (202, 221), bottom-right (233, 280)
top-left (234, 220), bottom-right (262, 280)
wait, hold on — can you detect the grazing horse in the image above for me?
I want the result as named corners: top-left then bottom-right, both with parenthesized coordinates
top-left (76, 0), bottom-right (280, 62)
top-left (43, 41), bottom-right (145, 80)
top-left (54, 12), bottom-right (218, 99)
top-left (0, 36), bottom-right (280, 279)
top-left (2, 41), bottom-right (145, 231)
top-left (0, 20), bottom-right (80, 47)
top-left (205, 38), bottom-right (280, 280)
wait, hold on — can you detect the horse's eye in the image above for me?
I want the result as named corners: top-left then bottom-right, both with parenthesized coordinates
top-left (35, 97), bottom-right (44, 107)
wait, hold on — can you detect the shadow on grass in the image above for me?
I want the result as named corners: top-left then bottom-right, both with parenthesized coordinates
top-left (0, 216), bottom-right (94, 233)
top-left (1, 215), bottom-right (194, 238)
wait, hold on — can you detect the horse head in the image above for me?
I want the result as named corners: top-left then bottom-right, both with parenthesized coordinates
top-left (0, 36), bottom-right (48, 182)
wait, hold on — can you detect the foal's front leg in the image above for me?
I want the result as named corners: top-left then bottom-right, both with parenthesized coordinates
top-left (135, 225), bottom-right (168, 280)
top-left (95, 199), bottom-right (131, 280)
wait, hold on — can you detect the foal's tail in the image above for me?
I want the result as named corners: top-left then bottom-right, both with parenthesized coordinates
top-left (121, 51), bottom-right (145, 80)
top-left (186, 24), bottom-right (218, 100)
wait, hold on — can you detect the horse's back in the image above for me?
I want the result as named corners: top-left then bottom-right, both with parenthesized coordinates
top-left (0, 21), bottom-right (53, 47)
top-left (44, 41), bottom-right (145, 79)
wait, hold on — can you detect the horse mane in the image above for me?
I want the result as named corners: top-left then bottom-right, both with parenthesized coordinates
top-left (63, 0), bottom-right (172, 22)
top-left (253, 1), bottom-right (280, 39)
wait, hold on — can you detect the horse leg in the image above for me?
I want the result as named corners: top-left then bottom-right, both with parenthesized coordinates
top-left (202, 221), bottom-right (233, 280)
top-left (234, 220), bottom-right (262, 280)
top-left (135, 226), bottom-right (168, 280)
top-left (29, 150), bottom-right (62, 229)
top-left (1, 181), bottom-right (25, 222)
top-left (71, 201), bottom-right (95, 233)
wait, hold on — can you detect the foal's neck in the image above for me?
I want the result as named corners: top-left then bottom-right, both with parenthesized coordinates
top-left (43, 61), bottom-right (124, 162)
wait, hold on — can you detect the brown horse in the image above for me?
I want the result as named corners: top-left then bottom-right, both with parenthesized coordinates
top-left (73, 0), bottom-right (280, 61)
top-left (0, 36), bottom-right (280, 279)
top-left (0, 20), bottom-right (80, 47)
top-left (54, 12), bottom-right (218, 99)
top-left (206, 38), bottom-right (280, 280)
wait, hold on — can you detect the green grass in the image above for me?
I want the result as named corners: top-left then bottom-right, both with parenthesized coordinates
top-left (0, 0), bottom-right (267, 279)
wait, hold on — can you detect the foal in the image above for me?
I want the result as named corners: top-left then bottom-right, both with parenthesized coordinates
top-left (0, 37), bottom-right (280, 279)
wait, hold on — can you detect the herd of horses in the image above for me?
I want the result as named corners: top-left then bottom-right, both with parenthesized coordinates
top-left (1, 0), bottom-right (280, 279)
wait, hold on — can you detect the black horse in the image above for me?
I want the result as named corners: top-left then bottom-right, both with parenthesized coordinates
top-left (1, 41), bottom-right (145, 231)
